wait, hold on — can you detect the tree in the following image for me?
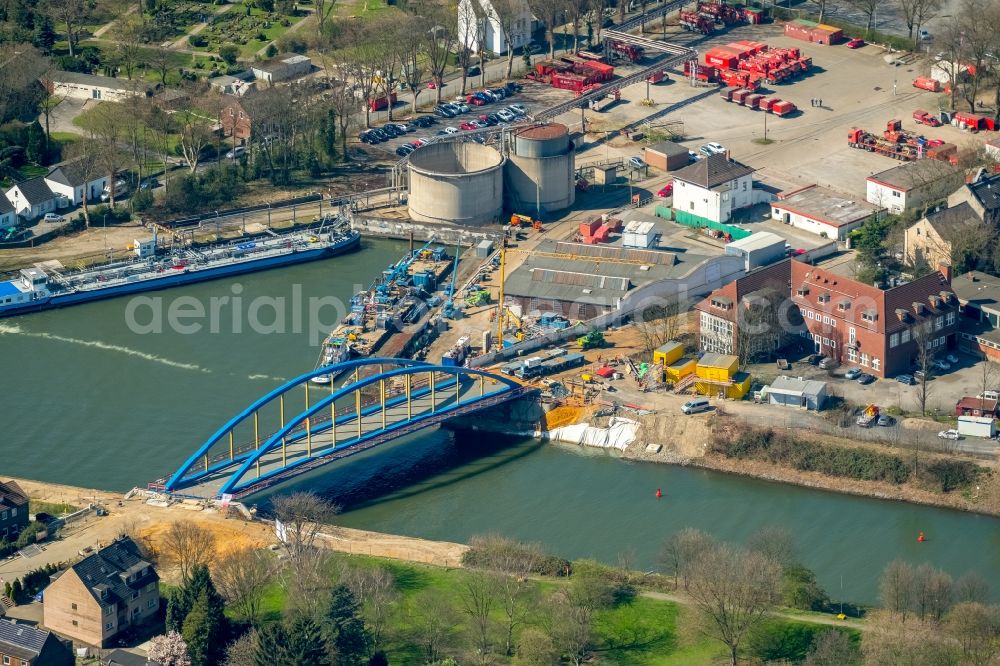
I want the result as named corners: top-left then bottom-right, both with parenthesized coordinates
top-left (912, 324), bottom-right (936, 419)
top-left (272, 492), bottom-right (339, 606)
top-left (911, 563), bottom-right (954, 622)
top-left (219, 44), bottom-right (239, 66)
top-left (781, 564), bottom-right (830, 612)
top-left (324, 585), bottom-right (370, 666)
top-left (46, 0), bottom-right (90, 57)
top-left (658, 527), bottom-right (715, 590)
top-left (255, 617), bottom-right (329, 666)
top-left (25, 120), bottom-right (46, 164)
top-left (182, 587), bottom-right (229, 666)
top-left (862, 610), bottom-right (961, 665)
top-left (115, 16), bottom-right (145, 80)
top-left (685, 545), bottom-right (782, 666)
top-left (746, 526), bottom-right (796, 569)
top-left (410, 589), bottom-right (461, 663)
top-left (486, 0), bottom-right (526, 80)
top-left (167, 564), bottom-right (226, 633)
top-left (147, 47), bottom-right (174, 87)
top-left (846, 0), bottom-right (879, 34)
top-left (162, 520), bottom-right (217, 584)
top-left (336, 22), bottom-right (383, 128)
top-left (955, 571), bottom-right (991, 604)
top-left (32, 14), bottom-right (57, 52)
top-left (62, 141), bottom-right (101, 227)
top-left (423, 7), bottom-right (457, 103)
top-left (513, 628), bottom-right (558, 666)
top-left (634, 300), bottom-right (684, 354)
top-left (880, 560), bottom-right (916, 620)
top-left (735, 285), bottom-right (796, 369)
top-left (213, 546), bottom-right (275, 625)
top-left (177, 102), bottom-right (214, 173)
top-left (459, 566), bottom-right (502, 662)
top-left (944, 602), bottom-right (1000, 666)
top-left (526, 0), bottom-right (564, 59)
top-left (341, 564), bottom-right (398, 651)
top-left (804, 629), bottom-right (861, 666)
top-left (808, 0), bottom-right (833, 23)
top-left (851, 216), bottom-right (894, 285)
top-left (896, 0), bottom-right (942, 45)
top-left (223, 630), bottom-right (259, 666)
top-left (564, 0), bottom-right (589, 52)
top-left (398, 17), bottom-right (427, 110)
top-left (148, 631), bottom-right (192, 666)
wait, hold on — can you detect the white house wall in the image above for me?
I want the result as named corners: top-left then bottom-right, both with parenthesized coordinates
top-left (53, 82), bottom-right (133, 102)
top-left (673, 173), bottom-right (753, 223)
top-left (45, 177), bottom-right (107, 206)
top-left (866, 181), bottom-right (906, 214)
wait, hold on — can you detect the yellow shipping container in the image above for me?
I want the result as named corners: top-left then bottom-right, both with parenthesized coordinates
top-left (653, 341), bottom-right (684, 367)
top-left (695, 352), bottom-right (739, 382)
top-left (666, 358), bottom-right (696, 382)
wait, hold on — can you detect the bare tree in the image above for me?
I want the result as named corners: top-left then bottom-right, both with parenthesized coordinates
top-left (339, 20), bottom-right (387, 128)
top-left (326, 78), bottom-right (357, 161)
top-left (944, 602), bottom-right (1000, 666)
top-left (911, 563), bottom-right (954, 621)
top-left (745, 525), bottom-right (796, 569)
top-left (896, 0), bottom-right (942, 45)
top-left (114, 15), bottom-right (145, 81)
top-left (146, 48), bottom-right (174, 87)
top-left (912, 323), bottom-right (936, 418)
top-left (808, 0), bottom-right (834, 23)
top-left (862, 610), bottom-right (961, 665)
top-left (634, 300), bottom-right (684, 354)
top-left (953, 0), bottom-right (993, 112)
top-left (526, 0), bottom-right (564, 59)
top-left (61, 142), bottom-right (102, 228)
top-left (657, 527), bottom-right (715, 591)
top-left (223, 629), bottom-right (259, 666)
top-left (879, 559), bottom-right (916, 621)
top-left (213, 546), bottom-right (275, 625)
top-left (177, 106), bottom-right (214, 174)
top-left (846, 0), bottom-right (879, 33)
top-left (977, 358), bottom-right (999, 416)
top-left (398, 17), bottom-right (428, 110)
top-left (459, 567), bottom-right (501, 663)
top-left (736, 286), bottom-right (796, 369)
top-left (487, 0), bottom-right (527, 80)
top-left (371, 20), bottom-right (403, 122)
top-left (564, 0), bottom-right (589, 52)
top-left (804, 629), bottom-right (861, 666)
top-left (548, 589), bottom-right (595, 666)
top-left (456, 0), bottom-right (481, 95)
top-left (341, 564), bottom-right (399, 651)
top-left (469, 535), bottom-right (542, 655)
top-left (46, 0), bottom-right (90, 57)
top-left (423, 6), bottom-right (458, 103)
top-left (685, 545), bottom-right (782, 666)
top-left (161, 521), bottom-right (217, 584)
top-left (409, 589), bottom-right (461, 662)
top-left (272, 491), bottom-right (339, 562)
top-left (955, 571), bottom-right (992, 604)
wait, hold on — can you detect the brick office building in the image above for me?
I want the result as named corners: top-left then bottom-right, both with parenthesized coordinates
top-left (696, 259), bottom-right (960, 377)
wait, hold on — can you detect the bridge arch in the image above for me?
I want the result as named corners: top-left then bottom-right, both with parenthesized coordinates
top-left (161, 357), bottom-right (527, 498)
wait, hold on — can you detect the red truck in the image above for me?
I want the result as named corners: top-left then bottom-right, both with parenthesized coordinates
top-left (912, 110), bottom-right (942, 127)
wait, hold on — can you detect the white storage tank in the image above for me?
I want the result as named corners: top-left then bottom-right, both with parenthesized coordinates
top-left (408, 142), bottom-right (505, 226)
top-left (505, 124), bottom-right (576, 215)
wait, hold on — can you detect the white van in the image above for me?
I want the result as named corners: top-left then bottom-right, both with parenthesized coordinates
top-left (977, 391), bottom-right (1000, 401)
top-left (681, 398), bottom-right (710, 415)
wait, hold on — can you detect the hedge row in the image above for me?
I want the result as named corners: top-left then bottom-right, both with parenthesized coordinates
top-left (713, 428), bottom-right (911, 484)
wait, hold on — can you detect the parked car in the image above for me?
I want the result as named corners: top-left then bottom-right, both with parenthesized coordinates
top-left (896, 374), bottom-right (916, 385)
top-left (413, 116), bottom-right (436, 127)
top-left (807, 354), bottom-right (824, 366)
top-left (443, 126), bottom-right (459, 134)
top-left (225, 146), bottom-right (246, 159)
top-left (819, 357), bottom-right (839, 370)
top-left (434, 106), bottom-right (456, 118)
top-left (101, 178), bottom-right (129, 201)
top-left (468, 95), bottom-right (486, 106)
top-left (477, 115), bottom-right (496, 126)
top-left (877, 415), bottom-right (896, 427)
top-left (656, 183), bottom-right (674, 198)
top-left (497, 109), bottom-right (516, 122)
top-left (455, 103), bottom-right (470, 114)
top-left (919, 28), bottom-right (932, 41)
top-left (933, 359), bottom-right (952, 371)
top-left (467, 65), bottom-right (481, 76)
top-left (490, 88), bottom-right (507, 99)
top-left (508, 103), bottom-right (528, 115)
top-left (505, 82), bottom-right (523, 93)
top-left (946, 353), bottom-right (959, 364)
top-left (846, 37), bottom-right (865, 48)
top-left (42, 212), bottom-right (63, 222)
top-left (844, 368), bottom-right (863, 380)
top-left (914, 370), bottom-right (927, 382)
top-left (470, 135), bottom-right (486, 144)
top-left (856, 373), bottom-right (875, 385)
top-left (688, 150), bottom-right (700, 161)
top-left (628, 156), bottom-right (646, 169)
top-left (460, 121), bottom-right (478, 130)
top-left (701, 142), bottom-right (725, 155)
top-left (938, 429), bottom-right (960, 440)
top-left (977, 390), bottom-right (1000, 401)
top-left (395, 145), bottom-right (414, 157)
top-left (139, 177), bottom-right (160, 190)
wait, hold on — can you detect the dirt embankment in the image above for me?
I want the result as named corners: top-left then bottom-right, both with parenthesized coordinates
top-left (612, 412), bottom-right (1000, 517)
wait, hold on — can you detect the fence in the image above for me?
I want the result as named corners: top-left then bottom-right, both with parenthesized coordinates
top-left (657, 206), bottom-right (754, 240)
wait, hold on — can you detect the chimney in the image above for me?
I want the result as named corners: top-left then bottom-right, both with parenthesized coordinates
top-left (939, 264), bottom-right (952, 283)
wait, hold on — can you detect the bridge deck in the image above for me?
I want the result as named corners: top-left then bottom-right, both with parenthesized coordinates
top-left (175, 376), bottom-right (517, 499)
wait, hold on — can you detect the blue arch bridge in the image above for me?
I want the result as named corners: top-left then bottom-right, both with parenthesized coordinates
top-left (150, 358), bottom-right (534, 500)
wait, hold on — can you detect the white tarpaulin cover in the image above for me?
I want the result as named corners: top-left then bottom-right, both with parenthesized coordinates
top-left (541, 417), bottom-right (639, 451)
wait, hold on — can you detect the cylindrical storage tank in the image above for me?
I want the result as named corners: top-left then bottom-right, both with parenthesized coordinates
top-left (408, 142), bottom-right (505, 226)
top-left (505, 123), bottom-right (575, 215)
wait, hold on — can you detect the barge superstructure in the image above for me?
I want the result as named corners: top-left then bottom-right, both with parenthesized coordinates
top-left (0, 215), bottom-right (360, 317)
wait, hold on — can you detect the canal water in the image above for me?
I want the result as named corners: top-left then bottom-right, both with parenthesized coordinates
top-left (1, 237), bottom-right (997, 605)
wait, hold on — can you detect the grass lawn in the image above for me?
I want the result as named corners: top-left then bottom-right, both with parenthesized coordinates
top-left (28, 500), bottom-right (81, 516)
top-left (190, 7), bottom-right (308, 59)
top-left (253, 553), bottom-right (736, 665)
top-left (51, 131), bottom-right (83, 142)
top-left (18, 165), bottom-right (48, 180)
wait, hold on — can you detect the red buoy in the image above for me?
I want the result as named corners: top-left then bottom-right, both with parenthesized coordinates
top-left (917, 531), bottom-right (926, 543)
top-left (655, 488), bottom-right (663, 499)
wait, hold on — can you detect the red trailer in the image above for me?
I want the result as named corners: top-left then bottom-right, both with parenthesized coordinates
top-left (684, 61), bottom-right (717, 82)
top-left (580, 220), bottom-right (601, 237)
top-left (679, 10), bottom-right (714, 34)
top-left (745, 93), bottom-right (764, 109)
top-left (913, 76), bottom-right (941, 92)
top-left (705, 47), bottom-right (740, 69)
top-left (954, 112), bottom-right (986, 131)
top-left (608, 40), bottom-right (643, 62)
top-left (719, 86), bottom-right (739, 101)
top-left (647, 70), bottom-right (668, 84)
top-left (583, 60), bottom-right (614, 81)
top-left (732, 89), bottom-right (751, 105)
top-left (772, 100), bottom-right (797, 116)
top-left (758, 97), bottom-right (777, 112)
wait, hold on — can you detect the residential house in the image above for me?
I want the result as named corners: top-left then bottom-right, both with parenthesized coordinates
top-left (44, 71), bottom-right (139, 102)
top-left (42, 537), bottom-right (159, 648)
top-left (0, 480), bottom-right (29, 542)
top-left (220, 101), bottom-right (252, 143)
top-left (903, 202), bottom-right (979, 270)
top-left (771, 184), bottom-right (876, 241)
top-left (671, 153), bottom-right (755, 224)
top-left (0, 619), bottom-right (73, 666)
top-left (208, 74), bottom-right (255, 97)
top-left (951, 270), bottom-right (1000, 361)
top-left (251, 54), bottom-right (312, 84)
top-left (44, 158), bottom-right (108, 206)
top-left (458, 0), bottom-right (535, 55)
top-left (947, 169), bottom-right (1000, 225)
top-left (984, 137), bottom-right (1000, 162)
top-left (696, 259), bottom-right (960, 377)
top-left (0, 197), bottom-right (16, 230)
top-left (5, 179), bottom-right (60, 221)
top-left (866, 160), bottom-right (962, 215)
top-left (151, 88), bottom-right (190, 111)
top-left (955, 396), bottom-right (999, 418)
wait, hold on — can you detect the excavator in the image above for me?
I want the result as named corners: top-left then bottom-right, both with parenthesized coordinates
top-left (510, 213), bottom-right (543, 231)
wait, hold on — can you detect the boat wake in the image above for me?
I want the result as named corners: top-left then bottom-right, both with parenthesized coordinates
top-left (247, 374), bottom-right (287, 382)
top-left (0, 323), bottom-right (209, 372)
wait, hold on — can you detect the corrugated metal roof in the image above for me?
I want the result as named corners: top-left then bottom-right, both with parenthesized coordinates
top-left (726, 231), bottom-right (785, 252)
top-left (770, 375), bottom-right (827, 396)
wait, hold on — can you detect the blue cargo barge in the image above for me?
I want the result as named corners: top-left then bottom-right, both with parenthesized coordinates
top-left (0, 215), bottom-right (360, 318)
